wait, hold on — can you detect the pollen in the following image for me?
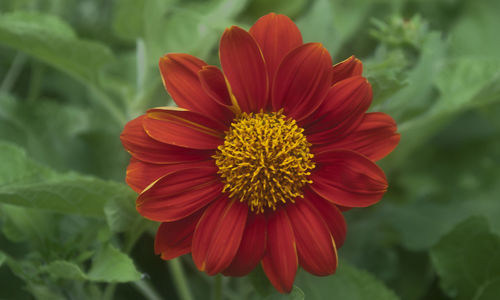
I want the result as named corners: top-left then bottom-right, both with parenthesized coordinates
top-left (214, 111), bottom-right (315, 213)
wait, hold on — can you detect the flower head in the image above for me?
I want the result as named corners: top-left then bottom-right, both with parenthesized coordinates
top-left (121, 13), bottom-right (400, 293)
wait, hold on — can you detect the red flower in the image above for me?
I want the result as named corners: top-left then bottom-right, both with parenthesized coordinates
top-left (121, 13), bottom-right (399, 293)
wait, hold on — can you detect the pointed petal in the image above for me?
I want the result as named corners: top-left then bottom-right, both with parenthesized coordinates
top-left (192, 198), bottom-right (248, 275)
top-left (120, 115), bottom-right (212, 164)
top-left (159, 54), bottom-right (233, 124)
top-left (155, 210), bottom-right (203, 260)
top-left (311, 150), bottom-right (388, 207)
top-left (261, 210), bottom-right (297, 293)
top-left (220, 26), bottom-right (268, 112)
top-left (272, 43), bottom-right (332, 121)
top-left (143, 107), bottom-right (224, 150)
top-left (305, 76), bottom-right (372, 144)
top-left (313, 112), bottom-right (400, 161)
top-left (331, 55), bottom-right (363, 84)
top-left (198, 65), bottom-right (232, 107)
top-left (137, 166), bottom-right (222, 222)
top-left (222, 214), bottom-right (267, 276)
top-left (305, 188), bottom-right (347, 248)
top-left (126, 158), bottom-right (212, 193)
top-left (287, 198), bottom-right (338, 276)
top-left (249, 13), bottom-right (303, 83)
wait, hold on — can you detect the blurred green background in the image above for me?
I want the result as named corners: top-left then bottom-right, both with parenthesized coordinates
top-left (1, 0), bottom-right (500, 299)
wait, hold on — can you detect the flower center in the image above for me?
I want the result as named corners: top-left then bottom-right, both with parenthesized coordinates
top-left (214, 111), bottom-right (315, 213)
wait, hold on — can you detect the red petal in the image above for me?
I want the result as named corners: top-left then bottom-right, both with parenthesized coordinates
top-left (305, 188), bottom-right (347, 248)
top-left (155, 210), bottom-right (203, 260)
top-left (143, 107), bottom-right (224, 150)
top-left (311, 150), bottom-right (388, 207)
top-left (159, 54), bottom-right (233, 124)
top-left (261, 209), bottom-right (297, 293)
top-left (272, 43), bottom-right (332, 121)
top-left (137, 166), bottom-right (222, 222)
top-left (287, 197), bottom-right (338, 276)
top-left (220, 26), bottom-right (268, 112)
top-left (313, 112), bottom-right (400, 161)
top-left (192, 198), bottom-right (248, 275)
top-left (126, 158), bottom-right (212, 193)
top-left (222, 214), bottom-right (267, 276)
top-left (305, 76), bottom-right (372, 144)
top-left (331, 55), bottom-right (363, 85)
top-left (198, 65), bottom-right (232, 107)
top-left (120, 115), bottom-right (211, 164)
top-left (249, 13), bottom-right (303, 85)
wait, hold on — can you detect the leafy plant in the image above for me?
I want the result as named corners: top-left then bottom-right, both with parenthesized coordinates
top-left (1, 0), bottom-right (500, 299)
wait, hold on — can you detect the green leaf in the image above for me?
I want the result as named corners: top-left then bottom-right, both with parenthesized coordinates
top-left (0, 11), bottom-right (114, 85)
top-left (381, 113), bottom-right (500, 251)
top-left (41, 260), bottom-right (87, 281)
top-left (296, 0), bottom-right (371, 58)
top-left (449, 0), bottom-right (500, 58)
top-left (388, 53), bottom-right (500, 168)
top-left (87, 244), bottom-right (142, 282)
top-left (244, 0), bottom-right (307, 20)
top-left (104, 199), bottom-right (138, 233)
top-left (370, 15), bottom-right (429, 50)
top-left (0, 251), bottom-right (5, 268)
top-left (0, 94), bottom-right (89, 172)
top-left (296, 262), bottom-right (400, 300)
top-left (27, 283), bottom-right (66, 300)
top-left (112, 0), bottom-right (146, 41)
top-left (381, 32), bottom-right (445, 121)
top-left (144, 0), bottom-right (248, 65)
top-left (364, 48), bottom-right (409, 106)
top-left (435, 57), bottom-right (500, 111)
top-left (430, 217), bottom-right (500, 300)
top-left (0, 204), bottom-right (54, 244)
top-left (263, 286), bottom-right (304, 300)
top-left (249, 264), bottom-right (274, 297)
top-left (0, 142), bottom-right (135, 217)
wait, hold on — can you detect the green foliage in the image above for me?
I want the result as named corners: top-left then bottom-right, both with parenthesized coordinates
top-left (296, 0), bottom-right (372, 58)
top-left (431, 217), bottom-right (500, 300)
top-left (87, 244), bottom-right (142, 282)
top-left (0, 142), bottom-right (135, 217)
top-left (1, 0), bottom-right (500, 299)
top-left (296, 262), bottom-right (399, 300)
top-left (42, 260), bottom-right (88, 281)
top-left (263, 286), bottom-right (305, 300)
top-left (0, 251), bottom-right (5, 267)
top-left (0, 11), bottom-right (113, 85)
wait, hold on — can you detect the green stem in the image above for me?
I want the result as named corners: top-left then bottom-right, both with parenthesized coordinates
top-left (0, 53), bottom-right (26, 94)
top-left (27, 61), bottom-right (44, 103)
top-left (103, 221), bottom-right (148, 300)
top-left (102, 283), bottom-right (117, 300)
top-left (132, 280), bottom-right (163, 300)
top-left (213, 274), bottom-right (222, 300)
top-left (168, 259), bottom-right (194, 300)
top-left (136, 38), bottom-right (146, 93)
top-left (124, 219), bottom-right (148, 253)
top-left (90, 86), bottom-right (128, 126)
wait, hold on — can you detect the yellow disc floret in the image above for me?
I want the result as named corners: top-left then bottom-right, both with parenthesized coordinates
top-left (214, 111), bottom-right (315, 213)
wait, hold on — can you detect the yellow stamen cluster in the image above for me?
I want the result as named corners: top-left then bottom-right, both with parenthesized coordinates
top-left (214, 111), bottom-right (315, 213)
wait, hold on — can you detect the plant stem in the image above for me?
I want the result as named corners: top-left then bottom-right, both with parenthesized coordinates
top-left (0, 53), bottom-right (26, 94)
top-left (136, 38), bottom-right (146, 93)
top-left (124, 219), bottom-right (148, 253)
top-left (168, 259), bottom-right (194, 300)
top-left (90, 86), bottom-right (128, 126)
top-left (213, 274), bottom-right (222, 300)
top-left (103, 221), bottom-right (148, 300)
top-left (27, 61), bottom-right (44, 103)
top-left (103, 283), bottom-right (117, 300)
top-left (132, 280), bottom-right (163, 300)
